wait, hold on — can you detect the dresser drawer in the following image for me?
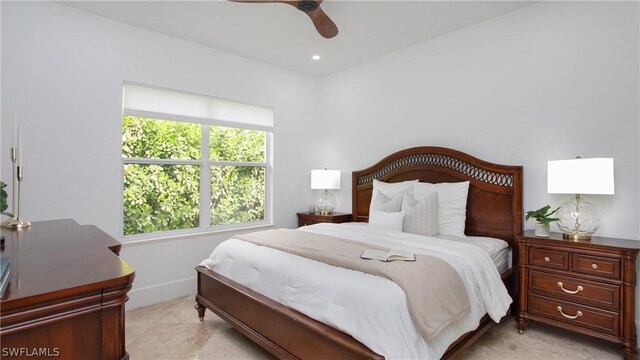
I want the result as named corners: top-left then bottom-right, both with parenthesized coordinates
top-left (528, 294), bottom-right (620, 337)
top-left (528, 270), bottom-right (620, 311)
top-left (529, 248), bottom-right (569, 270)
top-left (572, 254), bottom-right (620, 280)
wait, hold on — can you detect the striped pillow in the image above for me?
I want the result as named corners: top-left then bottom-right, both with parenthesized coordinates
top-left (401, 192), bottom-right (438, 237)
top-left (370, 190), bottom-right (403, 213)
top-left (369, 180), bottom-right (417, 215)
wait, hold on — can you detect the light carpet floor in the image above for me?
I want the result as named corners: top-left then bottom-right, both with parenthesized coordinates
top-left (125, 295), bottom-right (627, 359)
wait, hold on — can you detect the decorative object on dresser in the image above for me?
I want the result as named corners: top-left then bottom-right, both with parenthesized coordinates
top-left (311, 169), bottom-right (341, 215)
top-left (525, 205), bottom-right (560, 238)
top-left (547, 157), bottom-right (614, 240)
top-left (297, 212), bottom-right (352, 227)
top-left (0, 219), bottom-right (135, 360)
top-left (516, 231), bottom-right (638, 359)
top-left (1, 110), bottom-right (18, 228)
top-left (3, 110), bottom-right (31, 229)
top-left (4, 160), bottom-right (30, 229)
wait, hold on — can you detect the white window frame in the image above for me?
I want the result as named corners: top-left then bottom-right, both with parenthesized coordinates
top-left (121, 89), bottom-right (273, 242)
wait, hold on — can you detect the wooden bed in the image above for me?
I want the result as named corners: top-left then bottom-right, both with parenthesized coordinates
top-left (195, 146), bottom-right (523, 359)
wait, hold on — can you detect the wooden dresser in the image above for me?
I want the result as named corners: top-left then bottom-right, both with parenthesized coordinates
top-left (0, 219), bottom-right (135, 360)
top-left (516, 231), bottom-right (639, 359)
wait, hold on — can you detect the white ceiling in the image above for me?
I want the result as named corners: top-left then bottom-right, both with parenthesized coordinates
top-left (60, 1), bottom-right (535, 77)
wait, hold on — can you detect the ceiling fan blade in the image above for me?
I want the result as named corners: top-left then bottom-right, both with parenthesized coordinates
top-left (305, 6), bottom-right (338, 39)
top-left (229, 0), bottom-right (338, 39)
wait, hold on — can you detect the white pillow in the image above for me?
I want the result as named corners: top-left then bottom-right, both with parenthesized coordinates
top-left (369, 210), bottom-right (406, 232)
top-left (414, 181), bottom-right (470, 237)
top-left (369, 179), bottom-right (417, 215)
top-left (370, 191), bottom-right (403, 212)
top-left (401, 192), bottom-right (438, 237)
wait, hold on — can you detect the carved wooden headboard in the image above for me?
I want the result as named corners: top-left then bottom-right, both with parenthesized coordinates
top-left (352, 146), bottom-right (523, 246)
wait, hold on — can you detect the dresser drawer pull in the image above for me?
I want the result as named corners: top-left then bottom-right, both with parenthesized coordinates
top-left (592, 263), bottom-right (599, 270)
top-left (557, 282), bottom-right (583, 294)
top-left (556, 306), bottom-right (583, 320)
top-left (544, 256), bottom-right (550, 262)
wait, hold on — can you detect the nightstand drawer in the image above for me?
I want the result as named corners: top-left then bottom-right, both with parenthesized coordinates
top-left (572, 254), bottom-right (620, 280)
top-left (297, 212), bottom-right (352, 227)
top-left (528, 294), bottom-right (620, 337)
top-left (528, 270), bottom-right (620, 311)
top-left (300, 219), bottom-right (325, 226)
top-left (529, 248), bottom-right (569, 270)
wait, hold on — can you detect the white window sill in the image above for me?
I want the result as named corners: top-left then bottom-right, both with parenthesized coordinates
top-left (121, 223), bottom-right (275, 248)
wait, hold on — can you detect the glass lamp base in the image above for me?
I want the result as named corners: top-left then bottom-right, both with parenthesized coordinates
top-left (562, 233), bottom-right (592, 241)
top-left (556, 195), bottom-right (599, 241)
top-left (316, 190), bottom-right (336, 216)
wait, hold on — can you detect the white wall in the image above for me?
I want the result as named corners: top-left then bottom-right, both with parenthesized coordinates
top-left (319, 1), bottom-right (640, 240)
top-left (1, 1), bottom-right (319, 308)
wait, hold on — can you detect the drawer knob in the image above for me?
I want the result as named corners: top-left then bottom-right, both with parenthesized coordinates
top-left (557, 282), bottom-right (583, 295)
top-left (592, 263), bottom-right (599, 270)
top-left (556, 306), bottom-right (583, 320)
top-left (544, 256), bottom-right (551, 262)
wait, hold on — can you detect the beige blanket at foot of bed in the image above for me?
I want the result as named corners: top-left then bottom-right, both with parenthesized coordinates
top-left (234, 228), bottom-right (470, 341)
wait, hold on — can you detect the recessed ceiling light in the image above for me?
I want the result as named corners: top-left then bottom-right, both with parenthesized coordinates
top-left (312, 55), bottom-right (321, 61)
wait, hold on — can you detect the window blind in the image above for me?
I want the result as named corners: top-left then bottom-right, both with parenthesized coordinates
top-left (123, 83), bottom-right (273, 129)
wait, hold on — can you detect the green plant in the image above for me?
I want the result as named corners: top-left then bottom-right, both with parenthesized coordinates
top-left (1, 181), bottom-right (14, 217)
top-left (525, 205), bottom-right (560, 226)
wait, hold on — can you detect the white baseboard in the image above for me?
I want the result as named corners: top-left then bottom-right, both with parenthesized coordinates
top-left (125, 276), bottom-right (197, 310)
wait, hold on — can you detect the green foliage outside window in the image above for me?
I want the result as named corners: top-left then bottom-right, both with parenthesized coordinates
top-left (123, 164), bottom-right (199, 235)
top-left (122, 116), bottom-right (200, 159)
top-left (210, 126), bottom-right (265, 162)
top-left (122, 116), bottom-right (267, 236)
top-left (211, 166), bottom-right (265, 226)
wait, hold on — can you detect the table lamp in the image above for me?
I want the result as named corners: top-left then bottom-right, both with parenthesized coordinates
top-left (311, 169), bottom-right (340, 215)
top-left (547, 157), bottom-right (614, 240)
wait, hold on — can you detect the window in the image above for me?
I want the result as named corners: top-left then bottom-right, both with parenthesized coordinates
top-left (121, 84), bottom-right (272, 237)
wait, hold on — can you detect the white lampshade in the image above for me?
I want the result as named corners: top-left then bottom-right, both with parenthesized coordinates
top-left (547, 158), bottom-right (614, 195)
top-left (311, 170), bottom-right (341, 190)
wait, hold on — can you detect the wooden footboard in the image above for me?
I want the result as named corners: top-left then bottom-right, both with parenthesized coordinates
top-left (196, 265), bottom-right (514, 360)
top-left (195, 266), bottom-right (383, 360)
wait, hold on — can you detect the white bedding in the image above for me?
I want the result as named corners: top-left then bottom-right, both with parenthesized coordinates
top-left (200, 223), bottom-right (512, 359)
top-left (435, 234), bottom-right (511, 273)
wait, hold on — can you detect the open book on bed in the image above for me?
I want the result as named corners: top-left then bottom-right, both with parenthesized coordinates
top-left (360, 249), bottom-right (416, 262)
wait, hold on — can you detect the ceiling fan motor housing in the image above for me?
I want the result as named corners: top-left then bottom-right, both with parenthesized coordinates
top-left (297, 1), bottom-right (318, 12)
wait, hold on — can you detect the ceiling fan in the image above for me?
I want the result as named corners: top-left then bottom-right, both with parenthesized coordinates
top-left (229, 0), bottom-right (339, 39)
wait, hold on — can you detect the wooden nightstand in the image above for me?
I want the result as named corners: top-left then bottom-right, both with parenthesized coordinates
top-left (296, 212), bottom-right (352, 227)
top-left (516, 231), bottom-right (639, 359)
